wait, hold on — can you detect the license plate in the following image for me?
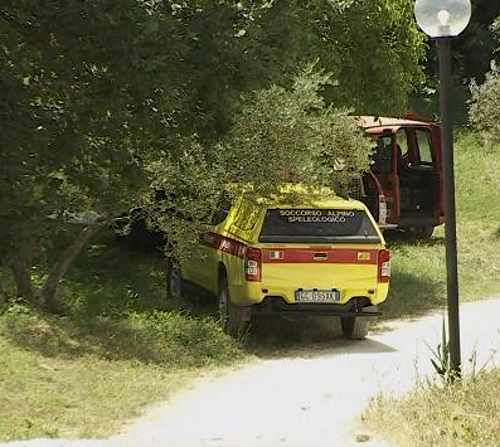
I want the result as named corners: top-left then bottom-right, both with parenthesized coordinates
top-left (295, 289), bottom-right (340, 304)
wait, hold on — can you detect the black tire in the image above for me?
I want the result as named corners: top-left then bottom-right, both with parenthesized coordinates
top-left (218, 274), bottom-right (249, 337)
top-left (341, 316), bottom-right (369, 340)
top-left (166, 258), bottom-right (183, 300)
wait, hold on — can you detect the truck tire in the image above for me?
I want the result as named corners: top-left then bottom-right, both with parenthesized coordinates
top-left (218, 274), bottom-right (249, 338)
top-left (341, 316), bottom-right (369, 340)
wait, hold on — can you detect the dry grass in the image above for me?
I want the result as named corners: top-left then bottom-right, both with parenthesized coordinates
top-left (364, 370), bottom-right (500, 447)
top-left (0, 335), bottom-right (195, 440)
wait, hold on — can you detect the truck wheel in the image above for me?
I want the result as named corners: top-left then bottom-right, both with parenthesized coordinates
top-left (166, 258), bottom-right (183, 300)
top-left (218, 275), bottom-right (249, 337)
top-left (341, 316), bottom-right (369, 340)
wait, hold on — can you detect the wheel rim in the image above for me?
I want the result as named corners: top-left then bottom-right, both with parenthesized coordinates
top-left (169, 264), bottom-right (181, 299)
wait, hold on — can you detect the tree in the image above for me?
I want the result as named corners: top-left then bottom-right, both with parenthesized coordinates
top-left (224, 64), bottom-right (373, 197)
top-left (0, 0), bottom-right (425, 308)
top-left (413, 2), bottom-right (500, 122)
top-left (469, 16), bottom-right (500, 143)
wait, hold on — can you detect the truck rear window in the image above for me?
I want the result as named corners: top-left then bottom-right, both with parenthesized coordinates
top-left (259, 209), bottom-right (380, 244)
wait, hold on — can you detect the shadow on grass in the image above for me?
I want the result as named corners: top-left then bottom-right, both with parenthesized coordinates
top-left (64, 235), bottom-right (169, 317)
top-left (0, 231), bottom-right (448, 366)
top-left (384, 232), bottom-right (445, 249)
top-left (0, 234), bottom-right (242, 368)
top-left (381, 270), bottom-right (446, 321)
top-left (0, 302), bottom-right (243, 368)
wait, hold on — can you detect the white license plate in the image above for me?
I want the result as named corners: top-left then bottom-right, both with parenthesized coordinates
top-left (295, 289), bottom-right (340, 303)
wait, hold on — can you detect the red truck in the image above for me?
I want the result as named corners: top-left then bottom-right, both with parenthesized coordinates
top-left (357, 116), bottom-right (444, 239)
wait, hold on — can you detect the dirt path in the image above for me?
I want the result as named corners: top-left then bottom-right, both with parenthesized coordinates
top-left (4, 298), bottom-right (500, 447)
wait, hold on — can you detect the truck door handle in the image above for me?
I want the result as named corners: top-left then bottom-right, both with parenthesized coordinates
top-left (313, 253), bottom-right (329, 261)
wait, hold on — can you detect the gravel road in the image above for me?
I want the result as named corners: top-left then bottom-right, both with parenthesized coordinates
top-left (4, 298), bottom-right (500, 447)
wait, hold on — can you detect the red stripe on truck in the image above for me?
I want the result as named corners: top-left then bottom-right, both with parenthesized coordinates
top-left (202, 233), bottom-right (381, 265)
top-left (262, 248), bottom-right (378, 264)
top-left (202, 232), bottom-right (247, 258)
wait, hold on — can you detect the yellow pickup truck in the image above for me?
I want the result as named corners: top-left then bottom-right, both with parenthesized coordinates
top-left (168, 188), bottom-right (390, 339)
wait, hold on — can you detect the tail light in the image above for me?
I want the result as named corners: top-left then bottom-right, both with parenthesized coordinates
top-left (245, 247), bottom-right (262, 282)
top-left (378, 195), bottom-right (387, 225)
top-left (378, 249), bottom-right (391, 283)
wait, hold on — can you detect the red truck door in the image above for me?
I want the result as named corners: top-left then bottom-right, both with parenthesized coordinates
top-left (370, 133), bottom-right (401, 224)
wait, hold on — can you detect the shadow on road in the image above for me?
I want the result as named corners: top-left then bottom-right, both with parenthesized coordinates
top-left (245, 315), bottom-right (396, 360)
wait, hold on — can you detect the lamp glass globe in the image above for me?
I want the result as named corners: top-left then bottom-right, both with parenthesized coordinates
top-left (415, 0), bottom-right (471, 38)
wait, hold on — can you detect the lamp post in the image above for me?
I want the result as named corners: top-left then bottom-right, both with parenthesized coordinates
top-left (414, 0), bottom-right (472, 377)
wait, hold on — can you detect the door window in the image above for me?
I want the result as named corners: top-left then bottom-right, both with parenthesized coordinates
top-left (372, 136), bottom-right (393, 174)
top-left (416, 129), bottom-right (433, 163)
top-left (395, 130), bottom-right (409, 158)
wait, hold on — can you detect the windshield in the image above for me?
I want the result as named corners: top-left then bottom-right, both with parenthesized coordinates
top-left (259, 209), bottom-right (380, 244)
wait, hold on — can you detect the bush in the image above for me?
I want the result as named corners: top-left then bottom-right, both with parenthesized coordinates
top-left (469, 68), bottom-right (500, 144)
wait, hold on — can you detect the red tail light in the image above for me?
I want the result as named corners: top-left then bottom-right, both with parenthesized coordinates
top-left (245, 247), bottom-right (262, 282)
top-left (378, 249), bottom-right (391, 283)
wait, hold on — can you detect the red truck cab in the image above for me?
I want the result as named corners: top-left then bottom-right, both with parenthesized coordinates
top-left (358, 116), bottom-right (444, 239)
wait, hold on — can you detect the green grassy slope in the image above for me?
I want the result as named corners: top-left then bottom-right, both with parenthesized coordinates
top-left (381, 133), bottom-right (500, 319)
top-left (0, 247), bottom-right (246, 441)
top-left (0, 133), bottom-right (498, 442)
top-left (365, 134), bottom-right (500, 446)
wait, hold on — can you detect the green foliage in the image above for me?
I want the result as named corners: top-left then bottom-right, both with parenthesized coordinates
top-left (452, 3), bottom-right (500, 83)
top-left (470, 68), bottom-right (500, 143)
top-left (323, 0), bottom-right (426, 114)
top-left (412, 5), bottom-right (500, 124)
top-left (224, 63), bottom-right (374, 198)
top-left (0, 0), bottom-right (426, 302)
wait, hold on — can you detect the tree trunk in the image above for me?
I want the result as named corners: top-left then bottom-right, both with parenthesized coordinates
top-left (9, 238), bottom-right (36, 301)
top-left (39, 225), bottom-right (100, 312)
top-left (0, 289), bottom-right (7, 305)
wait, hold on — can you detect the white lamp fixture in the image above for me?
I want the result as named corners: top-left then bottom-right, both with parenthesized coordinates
top-left (415, 0), bottom-right (472, 38)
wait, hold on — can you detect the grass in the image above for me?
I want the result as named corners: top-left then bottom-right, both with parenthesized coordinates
top-left (364, 134), bottom-right (500, 446)
top-left (364, 370), bottom-right (500, 447)
top-left (0, 243), bottom-right (246, 441)
top-left (1, 132), bottom-right (499, 443)
top-left (380, 132), bottom-right (500, 319)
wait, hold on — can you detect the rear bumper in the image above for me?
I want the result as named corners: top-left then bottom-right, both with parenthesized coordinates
top-left (230, 281), bottom-right (389, 307)
top-left (251, 297), bottom-right (381, 318)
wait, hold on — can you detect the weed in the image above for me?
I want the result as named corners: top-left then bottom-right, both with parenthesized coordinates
top-left (426, 318), bottom-right (458, 385)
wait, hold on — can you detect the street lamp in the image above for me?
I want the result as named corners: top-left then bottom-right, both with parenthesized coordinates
top-left (414, 0), bottom-right (472, 378)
